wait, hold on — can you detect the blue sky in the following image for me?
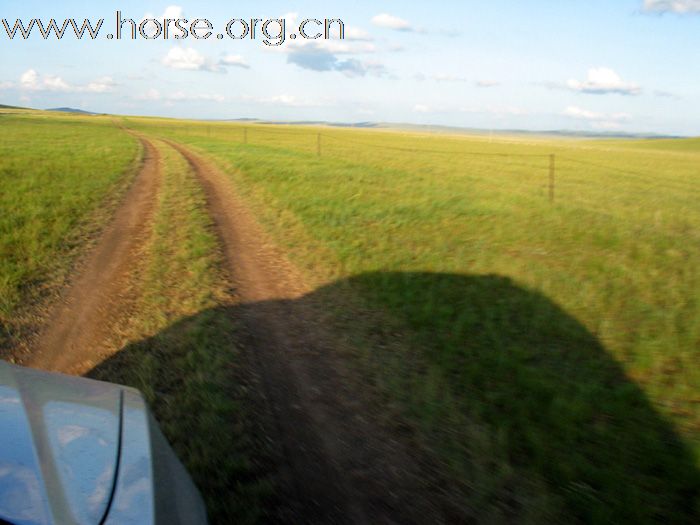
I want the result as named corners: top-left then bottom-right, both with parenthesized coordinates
top-left (1, 0), bottom-right (699, 135)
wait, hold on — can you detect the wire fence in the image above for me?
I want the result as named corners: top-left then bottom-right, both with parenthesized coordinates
top-left (126, 119), bottom-right (698, 213)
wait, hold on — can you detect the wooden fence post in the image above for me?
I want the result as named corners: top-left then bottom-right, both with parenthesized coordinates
top-left (549, 154), bottom-right (555, 203)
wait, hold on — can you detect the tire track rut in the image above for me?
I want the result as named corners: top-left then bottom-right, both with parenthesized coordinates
top-left (168, 140), bottom-right (452, 524)
top-left (27, 138), bottom-right (161, 374)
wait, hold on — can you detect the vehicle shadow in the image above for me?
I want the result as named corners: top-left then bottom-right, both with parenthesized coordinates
top-left (87, 271), bottom-right (699, 524)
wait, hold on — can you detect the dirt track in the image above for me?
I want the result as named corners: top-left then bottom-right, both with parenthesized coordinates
top-left (26, 135), bottom-right (458, 523)
top-left (26, 138), bottom-right (160, 374)
top-left (169, 142), bottom-right (454, 524)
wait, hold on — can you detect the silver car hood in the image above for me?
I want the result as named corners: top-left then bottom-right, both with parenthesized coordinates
top-left (0, 361), bottom-right (207, 525)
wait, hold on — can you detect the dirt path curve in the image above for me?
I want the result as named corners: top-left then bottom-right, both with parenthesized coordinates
top-left (168, 141), bottom-right (457, 524)
top-left (26, 138), bottom-right (161, 374)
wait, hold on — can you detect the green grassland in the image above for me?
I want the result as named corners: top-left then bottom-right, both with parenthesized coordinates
top-left (0, 110), bottom-right (138, 348)
top-left (127, 117), bottom-right (700, 523)
top-left (1, 109), bottom-right (698, 522)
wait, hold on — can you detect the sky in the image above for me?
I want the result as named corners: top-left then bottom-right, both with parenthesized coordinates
top-left (1, 0), bottom-right (699, 135)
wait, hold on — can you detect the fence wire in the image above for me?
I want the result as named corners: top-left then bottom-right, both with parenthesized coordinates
top-left (140, 122), bottom-right (698, 213)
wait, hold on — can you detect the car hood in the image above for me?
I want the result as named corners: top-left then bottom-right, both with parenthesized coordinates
top-left (0, 361), bottom-right (207, 525)
top-left (0, 361), bottom-right (121, 525)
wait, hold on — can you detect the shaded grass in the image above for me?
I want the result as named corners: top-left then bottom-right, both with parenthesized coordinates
top-left (87, 139), bottom-right (271, 523)
top-left (305, 272), bottom-right (699, 523)
top-left (128, 118), bottom-right (700, 523)
top-left (0, 112), bottom-right (138, 348)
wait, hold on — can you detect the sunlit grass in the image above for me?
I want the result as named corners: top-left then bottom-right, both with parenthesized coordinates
top-left (0, 111), bottom-right (138, 344)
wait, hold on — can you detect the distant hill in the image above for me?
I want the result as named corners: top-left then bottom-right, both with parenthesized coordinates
top-left (0, 103), bottom-right (26, 109)
top-left (47, 107), bottom-right (98, 115)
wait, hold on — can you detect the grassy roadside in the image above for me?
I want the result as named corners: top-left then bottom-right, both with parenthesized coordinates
top-left (0, 111), bottom-right (139, 353)
top-left (87, 139), bottom-right (271, 524)
top-left (127, 119), bottom-right (700, 523)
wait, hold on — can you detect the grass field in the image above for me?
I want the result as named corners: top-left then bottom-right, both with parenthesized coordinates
top-left (126, 116), bottom-right (700, 523)
top-left (0, 110), bottom-right (138, 348)
top-left (1, 109), bottom-right (698, 522)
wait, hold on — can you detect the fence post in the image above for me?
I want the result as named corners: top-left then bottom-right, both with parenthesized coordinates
top-left (549, 153), bottom-right (555, 203)
top-left (317, 133), bottom-right (322, 157)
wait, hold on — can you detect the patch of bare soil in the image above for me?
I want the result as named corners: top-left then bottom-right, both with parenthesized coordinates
top-left (169, 141), bottom-right (463, 524)
top-left (25, 138), bottom-right (161, 374)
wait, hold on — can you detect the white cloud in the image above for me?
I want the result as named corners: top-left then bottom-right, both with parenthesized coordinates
top-left (41, 76), bottom-right (70, 91)
top-left (279, 37), bottom-right (376, 55)
top-left (20, 69), bottom-right (69, 91)
top-left (270, 26), bottom-right (377, 78)
top-left (162, 47), bottom-right (220, 72)
top-left (566, 67), bottom-right (641, 95)
top-left (321, 40), bottom-right (376, 54)
top-left (642, 0), bottom-right (700, 13)
top-left (161, 5), bottom-right (183, 19)
top-left (563, 105), bottom-right (631, 129)
top-left (341, 59), bottom-right (387, 78)
top-left (265, 94), bottom-right (304, 106)
top-left (282, 40), bottom-right (385, 77)
top-left (219, 54), bottom-right (250, 69)
top-left (161, 47), bottom-right (251, 73)
top-left (242, 94), bottom-right (332, 108)
top-left (140, 5), bottom-right (184, 38)
top-left (19, 69), bottom-right (39, 89)
top-left (282, 12), bottom-right (299, 27)
top-left (413, 104), bottom-right (430, 113)
top-left (11, 70), bottom-right (116, 94)
top-left (371, 13), bottom-right (413, 32)
top-left (563, 106), bottom-right (604, 120)
top-left (85, 76), bottom-right (116, 93)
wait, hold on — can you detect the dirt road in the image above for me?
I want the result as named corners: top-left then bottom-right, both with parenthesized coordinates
top-left (26, 138), bottom-right (161, 374)
top-left (169, 142), bottom-right (454, 524)
top-left (25, 134), bottom-right (459, 523)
